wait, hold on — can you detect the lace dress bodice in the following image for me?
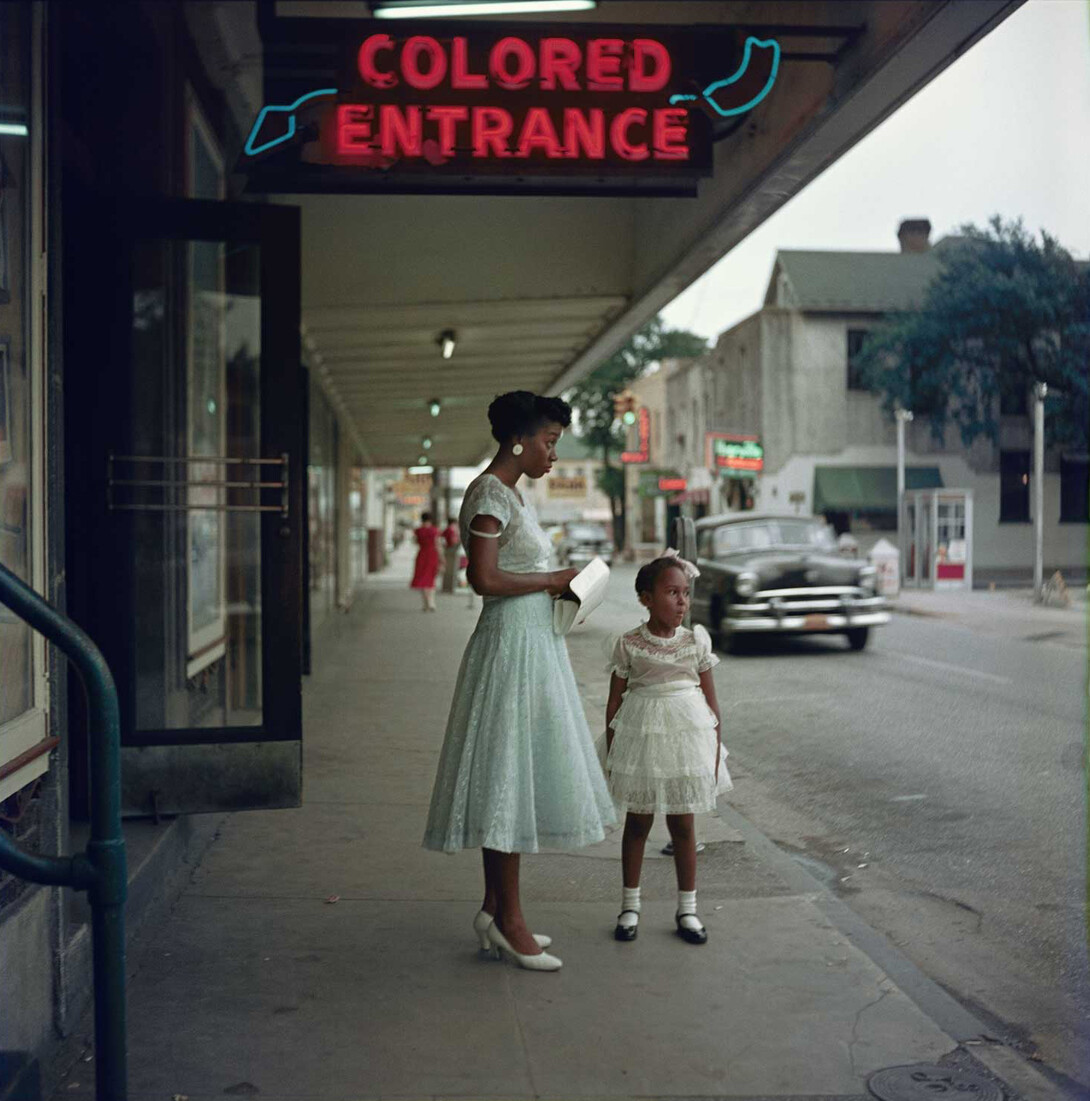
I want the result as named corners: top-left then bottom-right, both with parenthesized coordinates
top-left (608, 624), bottom-right (719, 689)
top-left (459, 473), bottom-right (553, 578)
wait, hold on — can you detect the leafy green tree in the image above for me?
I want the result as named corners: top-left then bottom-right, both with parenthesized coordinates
top-left (853, 217), bottom-right (1089, 449)
top-left (566, 315), bottom-right (706, 549)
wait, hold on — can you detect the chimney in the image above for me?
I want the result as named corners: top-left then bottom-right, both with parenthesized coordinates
top-left (897, 219), bottom-right (931, 253)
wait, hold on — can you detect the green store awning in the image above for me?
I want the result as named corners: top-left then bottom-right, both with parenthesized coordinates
top-left (812, 465), bottom-right (943, 513)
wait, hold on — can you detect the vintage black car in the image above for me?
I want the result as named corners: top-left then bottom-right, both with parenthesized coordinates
top-left (690, 514), bottom-right (889, 651)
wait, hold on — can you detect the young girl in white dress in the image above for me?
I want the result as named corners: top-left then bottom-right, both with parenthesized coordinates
top-left (604, 551), bottom-right (732, 945)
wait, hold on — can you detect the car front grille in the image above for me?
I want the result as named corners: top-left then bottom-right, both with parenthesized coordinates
top-left (730, 585), bottom-right (883, 615)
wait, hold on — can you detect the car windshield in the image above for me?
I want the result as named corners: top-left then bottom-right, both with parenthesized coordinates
top-left (712, 520), bottom-right (835, 556)
top-left (566, 525), bottom-right (609, 542)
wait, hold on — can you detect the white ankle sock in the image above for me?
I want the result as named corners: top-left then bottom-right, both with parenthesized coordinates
top-left (677, 890), bottom-right (702, 931)
top-left (619, 886), bottom-right (641, 927)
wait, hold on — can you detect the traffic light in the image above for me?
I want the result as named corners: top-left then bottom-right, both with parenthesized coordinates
top-left (613, 389), bottom-right (638, 425)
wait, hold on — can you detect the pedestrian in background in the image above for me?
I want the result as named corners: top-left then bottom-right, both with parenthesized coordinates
top-left (410, 511), bottom-right (441, 611)
top-left (603, 551), bottom-right (731, 945)
top-left (423, 391), bottom-right (616, 972)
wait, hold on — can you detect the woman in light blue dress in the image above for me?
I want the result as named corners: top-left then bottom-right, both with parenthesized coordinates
top-left (423, 392), bottom-right (616, 971)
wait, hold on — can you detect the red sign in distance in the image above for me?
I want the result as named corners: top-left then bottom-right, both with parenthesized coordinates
top-left (658, 477), bottom-right (687, 492)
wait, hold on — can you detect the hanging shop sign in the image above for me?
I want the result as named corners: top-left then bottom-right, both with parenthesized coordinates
top-left (638, 469), bottom-right (684, 497)
top-left (621, 407), bottom-right (651, 463)
top-left (547, 474), bottom-right (587, 498)
top-left (707, 432), bottom-right (763, 477)
top-left (243, 21), bottom-right (780, 195)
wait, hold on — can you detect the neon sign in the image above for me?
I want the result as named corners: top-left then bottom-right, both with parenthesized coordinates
top-left (621, 406), bottom-right (651, 464)
top-left (707, 432), bottom-right (764, 476)
top-left (244, 23), bottom-right (780, 193)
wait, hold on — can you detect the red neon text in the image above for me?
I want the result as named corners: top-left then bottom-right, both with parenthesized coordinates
top-left (334, 104), bottom-right (690, 163)
top-left (356, 33), bottom-right (673, 94)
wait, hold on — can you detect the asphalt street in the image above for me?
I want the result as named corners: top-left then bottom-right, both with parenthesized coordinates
top-left (575, 563), bottom-right (1089, 1096)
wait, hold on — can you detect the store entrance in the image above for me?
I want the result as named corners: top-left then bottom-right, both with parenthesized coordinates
top-left (65, 196), bottom-right (304, 816)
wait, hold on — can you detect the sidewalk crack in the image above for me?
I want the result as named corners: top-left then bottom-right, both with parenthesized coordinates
top-left (848, 983), bottom-right (893, 1079)
top-left (505, 967), bottom-right (541, 1097)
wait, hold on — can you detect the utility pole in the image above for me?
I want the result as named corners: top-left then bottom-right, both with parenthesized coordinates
top-left (1033, 382), bottom-right (1047, 600)
top-left (895, 407), bottom-right (914, 583)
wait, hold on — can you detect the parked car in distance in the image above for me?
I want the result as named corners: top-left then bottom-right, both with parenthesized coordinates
top-left (690, 513), bottom-right (889, 651)
top-left (558, 521), bottom-right (613, 569)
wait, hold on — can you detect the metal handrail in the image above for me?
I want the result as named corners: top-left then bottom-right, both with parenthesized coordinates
top-left (0, 563), bottom-right (127, 1101)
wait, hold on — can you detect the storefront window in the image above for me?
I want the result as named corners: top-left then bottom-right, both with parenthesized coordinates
top-left (0, 3), bottom-right (36, 737)
top-left (308, 381), bottom-right (338, 632)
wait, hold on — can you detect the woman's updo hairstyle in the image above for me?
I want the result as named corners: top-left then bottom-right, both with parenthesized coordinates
top-left (488, 390), bottom-right (572, 444)
top-left (635, 556), bottom-right (687, 596)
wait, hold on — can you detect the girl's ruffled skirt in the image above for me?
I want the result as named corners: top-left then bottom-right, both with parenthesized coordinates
top-left (604, 682), bottom-right (732, 815)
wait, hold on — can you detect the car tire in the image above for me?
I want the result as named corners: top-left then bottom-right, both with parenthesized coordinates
top-left (846, 627), bottom-right (870, 651)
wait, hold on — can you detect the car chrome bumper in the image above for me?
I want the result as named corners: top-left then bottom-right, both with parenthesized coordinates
top-left (722, 592), bottom-right (889, 633)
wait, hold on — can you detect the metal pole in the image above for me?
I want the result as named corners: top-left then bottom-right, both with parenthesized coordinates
top-left (0, 564), bottom-right (127, 1100)
top-left (1034, 383), bottom-right (1046, 599)
top-left (895, 408), bottom-right (913, 583)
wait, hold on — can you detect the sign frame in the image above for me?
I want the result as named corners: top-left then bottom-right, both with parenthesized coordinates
top-left (243, 17), bottom-right (781, 196)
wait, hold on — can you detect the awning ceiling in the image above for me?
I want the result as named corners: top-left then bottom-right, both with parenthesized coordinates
top-left (226, 0), bottom-right (1022, 467)
top-left (812, 465), bottom-right (943, 514)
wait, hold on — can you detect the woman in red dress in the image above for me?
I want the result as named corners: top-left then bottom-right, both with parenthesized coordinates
top-left (411, 511), bottom-right (442, 611)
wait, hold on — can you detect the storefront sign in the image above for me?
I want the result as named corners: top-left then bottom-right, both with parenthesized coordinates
top-left (547, 474), bottom-right (587, 498)
top-left (621, 406), bottom-right (651, 463)
top-left (637, 469), bottom-right (683, 497)
top-left (707, 432), bottom-right (763, 476)
top-left (244, 22), bottom-right (780, 194)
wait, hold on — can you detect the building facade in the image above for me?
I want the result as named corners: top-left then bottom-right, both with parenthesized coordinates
top-left (700, 220), bottom-right (1088, 573)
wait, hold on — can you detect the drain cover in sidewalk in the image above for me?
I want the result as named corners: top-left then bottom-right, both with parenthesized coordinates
top-left (868, 1062), bottom-right (1004, 1100)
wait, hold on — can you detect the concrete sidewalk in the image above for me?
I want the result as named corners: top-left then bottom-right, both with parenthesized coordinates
top-left (49, 549), bottom-right (1068, 1101)
top-left (889, 583), bottom-right (1087, 649)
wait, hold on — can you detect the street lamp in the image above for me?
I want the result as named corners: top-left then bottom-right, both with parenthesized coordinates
top-left (1033, 382), bottom-right (1048, 599)
top-left (895, 407), bottom-right (914, 583)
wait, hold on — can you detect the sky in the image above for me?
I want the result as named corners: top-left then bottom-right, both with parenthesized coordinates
top-left (660, 0), bottom-right (1090, 343)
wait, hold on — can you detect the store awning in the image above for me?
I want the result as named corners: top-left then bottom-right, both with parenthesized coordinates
top-left (812, 466), bottom-right (942, 513)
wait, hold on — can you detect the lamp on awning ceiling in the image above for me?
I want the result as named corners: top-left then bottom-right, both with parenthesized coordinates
top-left (372, 1), bottom-right (596, 18)
top-left (437, 329), bottom-right (456, 360)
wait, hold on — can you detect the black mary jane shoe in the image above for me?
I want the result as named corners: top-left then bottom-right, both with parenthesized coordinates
top-left (675, 912), bottom-right (708, 945)
top-left (614, 911), bottom-right (639, 941)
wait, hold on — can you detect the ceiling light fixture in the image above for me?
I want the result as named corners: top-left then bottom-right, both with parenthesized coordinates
top-left (373, 1), bottom-right (596, 19)
top-left (422, 437), bottom-right (432, 450)
top-left (0, 123), bottom-right (29, 137)
top-left (437, 329), bottom-right (456, 360)
top-left (411, 464), bottom-right (433, 474)
top-left (429, 398), bottom-right (442, 418)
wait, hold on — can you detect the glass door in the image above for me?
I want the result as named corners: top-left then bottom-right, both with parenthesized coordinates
top-left (73, 198), bottom-right (302, 816)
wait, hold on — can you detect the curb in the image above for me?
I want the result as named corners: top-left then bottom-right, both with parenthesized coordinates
top-left (716, 803), bottom-right (1079, 1101)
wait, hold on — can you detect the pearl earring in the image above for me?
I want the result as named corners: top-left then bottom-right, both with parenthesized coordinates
top-left (512, 443), bottom-right (524, 456)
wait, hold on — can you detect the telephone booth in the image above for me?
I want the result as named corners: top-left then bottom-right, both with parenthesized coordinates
top-left (903, 489), bottom-right (974, 590)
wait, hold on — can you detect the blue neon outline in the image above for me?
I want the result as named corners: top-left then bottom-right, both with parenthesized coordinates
top-left (244, 88), bottom-right (338, 156)
top-left (669, 36), bottom-right (780, 118)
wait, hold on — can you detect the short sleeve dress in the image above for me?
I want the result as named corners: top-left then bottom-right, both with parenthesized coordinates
top-left (422, 473), bottom-right (617, 853)
top-left (605, 623), bottom-right (732, 815)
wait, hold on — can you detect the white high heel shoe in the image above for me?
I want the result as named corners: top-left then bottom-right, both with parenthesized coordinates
top-left (486, 921), bottom-right (562, 972)
top-left (473, 910), bottom-right (551, 951)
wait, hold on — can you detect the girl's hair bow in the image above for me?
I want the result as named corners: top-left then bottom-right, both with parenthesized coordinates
top-left (660, 547), bottom-right (701, 580)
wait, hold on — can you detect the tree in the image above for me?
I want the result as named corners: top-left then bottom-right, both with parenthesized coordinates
top-left (853, 217), bottom-right (1090, 450)
top-left (565, 315), bottom-right (707, 549)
